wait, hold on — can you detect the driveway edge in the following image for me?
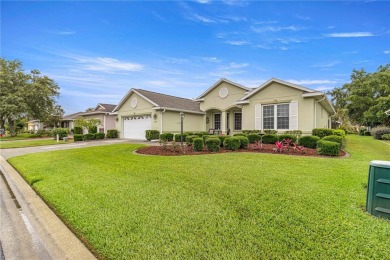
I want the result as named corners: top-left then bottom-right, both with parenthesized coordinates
top-left (0, 155), bottom-right (96, 260)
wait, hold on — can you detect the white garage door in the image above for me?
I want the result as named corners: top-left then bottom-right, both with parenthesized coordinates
top-left (123, 115), bottom-right (151, 140)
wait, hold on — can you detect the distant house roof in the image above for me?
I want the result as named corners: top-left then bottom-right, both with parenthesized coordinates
top-left (62, 112), bottom-right (85, 121)
top-left (113, 89), bottom-right (203, 114)
top-left (62, 103), bottom-right (117, 120)
top-left (94, 103), bottom-right (117, 112)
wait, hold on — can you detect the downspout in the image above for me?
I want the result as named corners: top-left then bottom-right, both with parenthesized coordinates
top-left (103, 114), bottom-right (106, 133)
top-left (160, 109), bottom-right (166, 134)
top-left (314, 95), bottom-right (326, 128)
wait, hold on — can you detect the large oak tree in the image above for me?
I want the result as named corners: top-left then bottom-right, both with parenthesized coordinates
top-left (0, 58), bottom-right (61, 136)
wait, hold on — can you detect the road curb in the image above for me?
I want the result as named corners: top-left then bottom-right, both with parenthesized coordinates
top-left (0, 155), bottom-right (96, 260)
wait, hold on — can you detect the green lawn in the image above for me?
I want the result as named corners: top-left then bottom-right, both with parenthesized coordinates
top-left (8, 135), bottom-right (390, 259)
top-left (0, 139), bottom-right (72, 149)
top-left (0, 133), bottom-right (41, 141)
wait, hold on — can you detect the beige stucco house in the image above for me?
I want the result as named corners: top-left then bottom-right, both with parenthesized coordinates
top-left (62, 103), bottom-right (116, 134)
top-left (28, 120), bottom-right (44, 133)
top-left (113, 78), bottom-right (335, 140)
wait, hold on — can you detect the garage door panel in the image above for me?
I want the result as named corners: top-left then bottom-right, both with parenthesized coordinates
top-left (123, 115), bottom-right (151, 140)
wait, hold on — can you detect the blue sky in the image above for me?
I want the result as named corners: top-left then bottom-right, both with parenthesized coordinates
top-left (2, 1), bottom-right (390, 114)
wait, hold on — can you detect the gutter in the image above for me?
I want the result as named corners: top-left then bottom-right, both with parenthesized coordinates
top-left (160, 109), bottom-right (166, 133)
top-left (152, 107), bottom-right (205, 115)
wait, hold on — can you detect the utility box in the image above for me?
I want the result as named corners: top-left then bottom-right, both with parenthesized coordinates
top-left (366, 160), bottom-right (390, 220)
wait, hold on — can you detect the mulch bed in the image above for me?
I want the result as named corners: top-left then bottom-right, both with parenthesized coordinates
top-left (136, 143), bottom-right (346, 157)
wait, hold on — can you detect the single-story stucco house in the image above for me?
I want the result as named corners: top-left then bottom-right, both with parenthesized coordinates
top-left (27, 120), bottom-right (44, 133)
top-left (62, 103), bottom-right (116, 134)
top-left (113, 78), bottom-right (335, 140)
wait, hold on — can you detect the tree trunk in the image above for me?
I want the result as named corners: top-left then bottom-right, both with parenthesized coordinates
top-left (8, 119), bottom-right (16, 136)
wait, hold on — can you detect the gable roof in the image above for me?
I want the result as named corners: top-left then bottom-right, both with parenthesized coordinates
top-left (113, 88), bottom-right (203, 113)
top-left (196, 78), bottom-right (251, 100)
top-left (62, 112), bottom-right (85, 121)
top-left (239, 78), bottom-right (316, 101)
top-left (94, 103), bottom-right (116, 112)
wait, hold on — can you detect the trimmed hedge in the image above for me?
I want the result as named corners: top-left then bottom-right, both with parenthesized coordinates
top-left (146, 130), bottom-right (160, 141)
top-left (317, 140), bottom-right (341, 156)
top-left (51, 128), bottom-right (69, 140)
top-left (223, 137), bottom-right (241, 151)
top-left (264, 130), bottom-right (277, 134)
top-left (205, 138), bottom-right (221, 152)
top-left (88, 125), bottom-right (97, 134)
top-left (74, 126), bottom-right (83, 134)
top-left (242, 130), bottom-right (261, 134)
top-left (322, 135), bottom-right (343, 145)
top-left (298, 135), bottom-right (320, 148)
top-left (277, 134), bottom-right (297, 143)
top-left (174, 133), bottom-right (188, 142)
top-left (196, 132), bottom-right (209, 137)
top-left (247, 133), bottom-right (261, 144)
top-left (106, 129), bottom-right (118, 138)
top-left (95, 132), bottom-right (105, 139)
top-left (233, 133), bottom-right (247, 137)
top-left (202, 135), bottom-right (214, 142)
top-left (332, 129), bottom-right (346, 138)
top-left (262, 134), bottom-right (278, 144)
top-left (236, 136), bottom-right (249, 149)
top-left (83, 133), bottom-right (95, 140)
top-left (218, 136), bottom-right (229, 147)
top-left (160, 133), bottom-right (174, 141)
top-left (186, 135), bottom-right (198, 146)
top-left (193, 138), bottom-right (204, 151)
top-left (73, 134), bottom-right (83, 142)
top-left (284, 130), bottom-right (302, 138)
top-left (381, 134), bottom-right (390, 140)
top-left (312, 128), bottom-right (333, 138)
top-left (371, 126), bottom-right (390, 140)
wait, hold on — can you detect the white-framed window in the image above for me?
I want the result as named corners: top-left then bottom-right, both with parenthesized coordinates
top-left (262, 104), bottom-right (289, 130)
top-left (214, 113), bottom-right (221, 130)
top-left (234, 112), bottom-right (242, 130)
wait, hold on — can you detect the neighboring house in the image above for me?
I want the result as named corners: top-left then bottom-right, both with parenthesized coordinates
top-left (61, 103), bottom-right (116, 134)
top-left (27, 120), bottom-right (44, 133)
top-left (113, 78), bottom-right (335, 140)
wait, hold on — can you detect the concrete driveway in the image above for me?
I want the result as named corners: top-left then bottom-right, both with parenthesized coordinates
top-left (0, 139), bottom-right (155, 259)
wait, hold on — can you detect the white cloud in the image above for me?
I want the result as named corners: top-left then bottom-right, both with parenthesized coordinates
top-left (222, 62), bottom-right (249, 70)
top-left (252, 20), bottom-right (278, 25)
top-left (225, 40), bottom-right (251, 46)
top-left (163, 58), bottom-right (189, 64)
top-left (287, 79), bottom-right (337, 85)
top-left (314, 86), bottom-right (335, 91)
top-left (192, 14), bottom-right (216, 23)
top-left (222, 0), bottom-right (249, 6)
top-left (312, 61), bottom-right (341, 68)
top-left (325, 32), bottom-right (374, 37)
top-left (384, 50), bottom-right (390, 54)
top-left (195, 0), bottom-right (211, 3)
top-left (202, 57), bottom-right (221, 63)
top-left (49, 30), bottom-right (75, 35)
top-left (294, 14), bottom-right (311, 21)
top-left (251, 25), bottom-right (302, 33)
top-left (73, 56), bottom-right (143, 72)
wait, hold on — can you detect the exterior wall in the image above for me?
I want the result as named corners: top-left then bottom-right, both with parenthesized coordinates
top-left (104, 115), bottom-right (116, 132)
top-left (116, 92), bottom-right (157, 138)
top-left (200, 82), bottom-right (248, 111)
top-left (242, 82), bottom-right (315, 134)
top-left (315, 102), bottom-right (331, 129)
top-left (161, 111), bottom-right (203, 133)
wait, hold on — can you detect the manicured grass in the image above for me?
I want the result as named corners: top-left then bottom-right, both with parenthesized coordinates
top-left (8, 135), bottom-right (390, 259)
top-left (0, 139), bottom-right (72, 149)
top-left (0, 133), bottom-right (40, 141)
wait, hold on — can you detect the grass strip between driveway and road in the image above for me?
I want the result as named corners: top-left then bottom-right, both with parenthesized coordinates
top-left (8, 135), bottom-right (390, 259)
top-left (0, 139), bottom-right (72, 149)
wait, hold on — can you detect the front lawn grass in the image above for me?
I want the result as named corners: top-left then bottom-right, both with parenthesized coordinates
top-left (0, 133), bottom-right (40, 141)
top-left (0, 139), bottom-right (72, 149)
top-left (8, 135), bottom-right (390, 259)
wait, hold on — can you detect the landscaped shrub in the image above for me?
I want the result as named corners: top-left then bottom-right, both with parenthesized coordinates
top-left (233, 133), bottom-right (247, 137)
top-left (196, 131), bottom-right (209, 137)
top-left (35, 129), bottom-right (50, 137)
top-left (51, 128), bottom-right (69, 140)
top-left (186, 135), bottom-right (198, 146)
top-left (277, 134), bottom-right (297, 143)
top-left (322, 135), bottom-right (343, 145)
top-left (94, 132), bottom-right (105, 139)
top-left (364, 131), bottom-right (371, 136)
top-left (312, 128), bottom-right (333, 138)
top-left (73, 134), bottom-right (83, 142)
top-left (88, 125), bottom-right (97, 134)
top-left (236, 136), bottom-right (249, 149)
top-left (242, 130), bottom-right (261, 134)
top-left (183, 132), bottom-right (193, 136)
top-left (261, 134), bottom-right (278, 144)
top-left (381, 134), bottom-right (390, 140)
top-left (298, 135), bottom-right (320, 148)
top-left (83, 133), bottom-right (95, 140)
top-left (284, 130), bottom-right (302, 138)
top-left (174, 133), bottom-right (188, 142)
top-left (74, 126), bottom-right (83, 134)
top-left (145, 130), bottom-right (160, 141)
top-left (160, 133), bottom-right (174, 141)
top-left (359, 127), bottom-right (366, 136)
top-left (264, 129), bottom-right (277, 134)
top-left (247, 133), bottom-right (261, 144)
top-left (317, 140), bottom-right (341, 156)
top-left (193, 138), bottom-right (204, 151)
top-left (223, 137), bottom-right (241, 151)
top-left (332, 129), bottom-right (346, 138)
top-left (218, 135), bottom-right (229, 147)
top-left (205, 138), bottom-right (221, 152)
top-left (106, 129), bottom-right (118, 138)
top-left (371, 126), bottom-right (390, 140)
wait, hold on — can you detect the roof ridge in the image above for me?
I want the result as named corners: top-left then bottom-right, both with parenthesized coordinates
top-left (135, 89), bottom-right (196, 102)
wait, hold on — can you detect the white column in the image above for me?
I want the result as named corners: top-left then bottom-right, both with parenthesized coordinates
top-left (221, 110), bottom-right (226, 134)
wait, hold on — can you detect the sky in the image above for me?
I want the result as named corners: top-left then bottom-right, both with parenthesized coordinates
top-left (2, 0), bottom-right (390, 115)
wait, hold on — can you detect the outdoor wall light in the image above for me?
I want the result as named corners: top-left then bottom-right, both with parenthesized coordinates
top-left (206, 117), bottom-right (210, 124)
top-left (153, 113), bottom-right (157, 120)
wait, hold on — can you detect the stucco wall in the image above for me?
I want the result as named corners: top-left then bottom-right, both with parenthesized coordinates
top-left (315, 102), bottom-right (330, 129)
top-left (161, 111), bottom-right (203, 133)
top-left (242, 82), bottom-right (315, 133)
top-left (200, 82), bottom-right (248, 111)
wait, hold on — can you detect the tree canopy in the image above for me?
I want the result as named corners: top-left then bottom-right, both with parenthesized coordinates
top-left (0, 58), bottom-right (61, 135)
top-left (328, 64), bottom-right (390, 127)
